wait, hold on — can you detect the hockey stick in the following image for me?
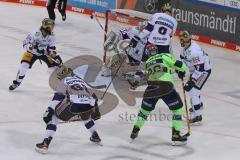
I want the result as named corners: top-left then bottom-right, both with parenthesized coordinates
top-left (90, 13), bottom-right (107, 35)
top-left (181, 80), bottom-right (191, 136)
top-left (90, 13), bottom-right (122, 55)
top-left (46, 55), bottom-right (107, 89)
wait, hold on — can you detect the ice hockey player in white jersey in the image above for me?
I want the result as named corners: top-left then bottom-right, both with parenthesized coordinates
top-left (104, 23), bottom-right (148, 89)
top-left (35, 66), bottom-right (101, 154)
top-left (178, 30), bottom-right (211, 125)
top-left (9, 18), bottom-right (62, 91)
top-left (130, 3), bottom-right (177, 59)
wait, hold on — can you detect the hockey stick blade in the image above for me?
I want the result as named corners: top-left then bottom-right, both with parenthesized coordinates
top-left (46, 55), bottom-right (107, 89)
top-left (183, 132), bottom-right (190, 137)
top-left (87, 84), bottom-right (107, 89)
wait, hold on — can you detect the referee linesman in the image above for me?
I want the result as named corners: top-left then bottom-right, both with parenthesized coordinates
top-left (47, 0), bottom-right (67, 21)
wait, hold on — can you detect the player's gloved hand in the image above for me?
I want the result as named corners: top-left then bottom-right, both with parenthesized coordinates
top-left (34, 42), bottom-right (46, 55)
top-left (43, 107), bottom-right (54, 124)
top-left (129, 36), bottom-right (140, 48)
top-left (91, 106), bottom-right (101, 121)
top-left (92, 93), bottom-right (98, 102)
top-left (184, 80), bottom-right (195, 92)
top-left (176, 70), bottom-right (185, 80)
top-left (53, 55), bottom-right (63, 65)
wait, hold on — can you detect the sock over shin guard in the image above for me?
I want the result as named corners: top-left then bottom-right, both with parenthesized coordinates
top-left (135, 108), bottom-right (151, 128)
top-left (172, 107), bottom-right (183, 131)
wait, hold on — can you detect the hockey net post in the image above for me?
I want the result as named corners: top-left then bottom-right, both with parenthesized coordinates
top-left (101, 9), bottom-right (151, 77)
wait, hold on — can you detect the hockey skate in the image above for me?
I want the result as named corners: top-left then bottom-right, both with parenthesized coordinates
top-left (90, 131), bottom-right (101, 144)
top-left (35, 137), bottom-right (52, 154)
top-left (62, 14), bottom-right (66, 21)
top-left (190, 115), bottom-right (202, 125)
top-left (171, 128), bottom-right (187, 146)
top-left (189, 108), bottom-right (202, 125)
top-left (130, 125), bottom-right (140, 141)
top-left (9, 80), bottom-right (20, 91)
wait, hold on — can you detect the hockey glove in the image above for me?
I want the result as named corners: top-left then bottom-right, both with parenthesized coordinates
top-left (53, 55), bottom-right (63, 65)
top-left (176, 70), bottom-right (185, 80)
top-left (34, 42), bottom-right (46, 55)
top-left (92, 93), bottom-right (98, 102)
top-left (129, 36), bottom-right (140, 48)
top-left (184, 80), bottom-right (195, 92)
top-left (43, 107), bottom-right (54, 124)
top-left (91, 106), bottom-right (101, 121)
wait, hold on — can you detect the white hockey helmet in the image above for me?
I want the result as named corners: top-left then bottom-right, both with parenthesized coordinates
top-left (139, 20), bottom-right (148, 31)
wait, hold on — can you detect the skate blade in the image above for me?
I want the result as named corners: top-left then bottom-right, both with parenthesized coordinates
top-left (35, 147), bottom-right (48, 154)
top-left (172, 141), bottom-right (187, 146)
top-left (90, 141), bottom-right (103, 146)
top-left (129, 138), bottom-right (135, 143)
top-left (190, 121), bottom-right (202, 126)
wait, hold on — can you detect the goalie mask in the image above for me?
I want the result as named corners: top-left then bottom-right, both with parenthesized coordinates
top-left (146, 44), bottom-right (158, 56)
top-left (161, 3), bottom-right (172, 14)
top-left (139, 20), bottom-right (148, 31)
top-left (41, 18), bottom-right (55, 35)
top-left (179, 30), bottom-right (191, 48)
top-left (57, 66), bottom-right (74, 80)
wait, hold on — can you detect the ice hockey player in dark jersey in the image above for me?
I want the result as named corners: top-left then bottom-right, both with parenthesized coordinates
top-left (130, 44), bottom-right (188, 146)
top-left (35, 66), bottom-right (101, 154)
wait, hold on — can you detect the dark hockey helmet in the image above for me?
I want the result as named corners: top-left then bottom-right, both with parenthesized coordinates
top-left (161, 3), bottom-right (172, 14)
top-left (41, 18), bottom-right (55, 35)
top-left (146, 44), bottom-right (158, 56)
top-left (57, 66), bottom-right (74, 80)
top-left (179, 30), bottom-right (191, 47)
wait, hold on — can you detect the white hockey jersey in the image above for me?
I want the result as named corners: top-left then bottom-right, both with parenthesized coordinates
top-left (118, 26), bottom-right (147, 61)
top-left (23, 28), bottom-right (56, 56)
top-left (57, 76), bottom-right (96, 106)
top-left (180, 40), bottom-right (211, 80)
top-left (139, 13), bottom-right (177, 46)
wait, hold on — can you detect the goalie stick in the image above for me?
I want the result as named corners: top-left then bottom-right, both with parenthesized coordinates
top-left (90, 14), bottom-right (107, 35)
top-left (90, 14), bottom-right (122, 55)
top-left (46, 55), bottom-right (107, 89)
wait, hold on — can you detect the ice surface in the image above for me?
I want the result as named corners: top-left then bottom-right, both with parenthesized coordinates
top-left (0, 2), bottom-right (240, 160)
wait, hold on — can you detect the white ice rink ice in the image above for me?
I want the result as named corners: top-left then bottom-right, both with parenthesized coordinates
top-left (0, 2), bottom-right (240, 160)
